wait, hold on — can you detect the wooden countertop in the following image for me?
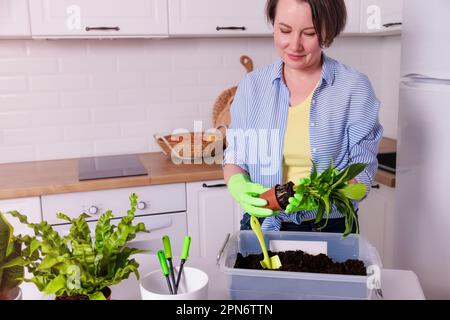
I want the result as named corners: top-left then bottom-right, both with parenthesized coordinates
top-left (0, 137), bottom-right (396, 200)
top-left (0, 152), bottom-right (224, 200)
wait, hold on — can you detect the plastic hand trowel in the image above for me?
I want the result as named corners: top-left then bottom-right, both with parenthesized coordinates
top-left (250, 215), bottom-right (281, 270)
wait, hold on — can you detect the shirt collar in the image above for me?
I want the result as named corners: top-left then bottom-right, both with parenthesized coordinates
top-left (270, 52), bottom-right (335, 86)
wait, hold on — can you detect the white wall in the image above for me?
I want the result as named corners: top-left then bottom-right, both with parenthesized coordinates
top-left (0, 35), bottom-right (401, 164)
top-left (326, 35), bottom-right (402, 140)
top-left (379, 35), bottom-right (402, 139)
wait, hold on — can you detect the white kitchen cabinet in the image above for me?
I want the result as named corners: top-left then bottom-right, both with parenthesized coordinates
top-left (168, 0), bottom-right (272, 37)
top-left (360, 0), bottom-right (402, 34)
top-left (42, 184), bottom-right (188, 254)
top-left (0, 196), bottom-right (41, 235)
top-left (186, 180), bottom-right (242, 260)
top-left (0, 0), bottom-right (31, 38)
top-left (41, 183), bottom-right (186, 224)
top-left (52, 211), bottom-right (188, 253)
top-left (29, 0), bottom-right (168, 38)
top-left (358, 183), bottom-right (396, 268)
top-left (342, 0), bottom-right (361, 34)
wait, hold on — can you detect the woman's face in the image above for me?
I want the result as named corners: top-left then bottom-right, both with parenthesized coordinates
top-left (273, 0), bottom-right (322, 71)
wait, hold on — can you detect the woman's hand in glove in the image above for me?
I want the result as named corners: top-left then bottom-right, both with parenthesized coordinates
top-left (227, 173), bottom-right (278, 218)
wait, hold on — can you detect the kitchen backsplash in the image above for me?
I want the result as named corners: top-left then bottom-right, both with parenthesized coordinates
top-left (0, 36), bottom-right (400, 164)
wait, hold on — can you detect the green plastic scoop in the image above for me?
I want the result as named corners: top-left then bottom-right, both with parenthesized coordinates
top-left (250, 215), bottom-right (282, 270)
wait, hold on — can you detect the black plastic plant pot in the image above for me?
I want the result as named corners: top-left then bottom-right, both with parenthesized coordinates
top-left (260, 181), bottom-right (295, 211)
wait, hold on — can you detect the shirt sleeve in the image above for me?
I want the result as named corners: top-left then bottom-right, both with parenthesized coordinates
top-left (347, 74), bottom-right (383, 197)
top-left (222, 77), bottom-right (250, 173)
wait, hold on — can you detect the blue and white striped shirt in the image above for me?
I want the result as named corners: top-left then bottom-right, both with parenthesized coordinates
top-left (223, 53), bottom-right (383, 231)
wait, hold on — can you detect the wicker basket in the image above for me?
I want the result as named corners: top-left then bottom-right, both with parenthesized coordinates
top-left (212, 55), bottom-right (253, 137)
top-left (154, 128), bottom-right (226, 161)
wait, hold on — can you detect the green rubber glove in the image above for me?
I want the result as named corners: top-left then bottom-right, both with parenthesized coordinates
top-left (285, 193), bottom-right (319, 213)
top-left (285, 177), bottom-right (319, 213)
top-left (227, 173), bottom-right (276, 218)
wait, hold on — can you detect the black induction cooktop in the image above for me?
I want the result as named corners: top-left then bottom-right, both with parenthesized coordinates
top-left (78, 154), bottom-right (148, 181)
top-left (377, 152), bottom-right (396, 173)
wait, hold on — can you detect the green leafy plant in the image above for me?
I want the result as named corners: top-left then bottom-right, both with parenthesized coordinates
top-left (8, 193), bottom-right (149, 300)
top-left (0, 211), bottom-right (29, 300)
top-left (285, 161), bottom-right (368, 238)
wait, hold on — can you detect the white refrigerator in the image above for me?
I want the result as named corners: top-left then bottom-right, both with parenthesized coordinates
top-left (394, 0), bottom-right (450, 299)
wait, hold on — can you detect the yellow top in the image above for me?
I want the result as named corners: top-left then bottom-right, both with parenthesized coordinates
top-left (282, 89), bottom-right (315, 185)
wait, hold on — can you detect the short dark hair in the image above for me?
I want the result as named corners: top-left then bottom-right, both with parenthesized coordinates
top-left (265, 0), bottom-right (347, 47)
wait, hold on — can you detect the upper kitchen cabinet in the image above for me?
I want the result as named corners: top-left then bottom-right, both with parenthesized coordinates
top-left (341, 0), bottom-right (360, 35)
top-left (360, 0), bottom-right (403, 34)
top-left (29, 0), bottom-right (169, 38)
top-left (0, 0), bottom-right (31, 38)
top-left (168, 0), bottom-right (272, 37)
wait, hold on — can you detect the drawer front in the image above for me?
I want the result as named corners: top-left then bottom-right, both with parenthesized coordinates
top-left (42, 184), bottom-right (186, 224)
top-left (52, 212), bottom-right (187, 254)
top-left (0, 197), bottom-right (42, 235)
top-left (128, 212), bottom-right (187, 253)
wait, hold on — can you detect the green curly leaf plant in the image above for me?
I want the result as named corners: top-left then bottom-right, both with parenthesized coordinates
top-left (0, 211), bottom-right (29, 300)
top-left (7, 193), bottom-right (149, 300)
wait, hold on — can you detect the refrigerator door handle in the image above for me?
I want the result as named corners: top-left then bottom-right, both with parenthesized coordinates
top-left (402, 79), bottom-right (450, 89)
top-left (403, 73), bottom-right (427, 79)
top-left (403, 74), bottom-right (450, 84)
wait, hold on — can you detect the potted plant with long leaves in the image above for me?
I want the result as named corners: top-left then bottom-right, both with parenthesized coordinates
top-left (8, 193), bottom-right (149, 300)
top-left (260, 161), bottom-right (368, 238)
top-left (236, 162), bottom-right (373, 275)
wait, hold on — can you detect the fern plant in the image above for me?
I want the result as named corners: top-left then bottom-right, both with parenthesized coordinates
top-left (8, 193), bottom-right (149, 300)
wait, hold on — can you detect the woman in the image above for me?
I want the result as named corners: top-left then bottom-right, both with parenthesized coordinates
top-left (223, 0), bottom-right (383, 232)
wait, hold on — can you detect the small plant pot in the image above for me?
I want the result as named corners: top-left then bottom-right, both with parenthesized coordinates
top-left (0, 287), bottom-right (22, 300)
top-left (260, 181), bottom-right (295, 211)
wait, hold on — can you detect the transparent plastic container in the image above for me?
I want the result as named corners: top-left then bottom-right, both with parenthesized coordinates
top-left (219, 231), bottom-right (382, 300)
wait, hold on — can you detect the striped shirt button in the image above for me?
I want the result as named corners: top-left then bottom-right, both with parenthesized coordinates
top-left (312, 148), bottom-right (317, 153)
top-left (311, 122), bottom-right (315, 127)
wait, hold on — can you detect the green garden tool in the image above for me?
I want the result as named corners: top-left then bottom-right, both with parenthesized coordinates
top-left (174, 235), bottom-right (191, 293)
top-left (162, 235), bottom-right (177, 293)
top-left (250, 215), bottom-right (282, 270)
top-left (157, 250), bottom-right (173, 294)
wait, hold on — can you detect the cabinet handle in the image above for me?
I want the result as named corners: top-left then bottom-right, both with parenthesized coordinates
top-left (216, 26), bottom-right (246, 31)
top-left (88, 205), bottom-right (99, 214)
top-left (202, 183), bottom-right (227, 188)
top-left (371, 184), bottom-right (380, 189)
top-left (85, 26), bottom-right (120, 32)
top-left (137, 201), bottom-right (147, 210)
top-left (382, 22), bottom-right (402, 28)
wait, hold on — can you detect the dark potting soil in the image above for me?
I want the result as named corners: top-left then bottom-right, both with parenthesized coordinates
top-left (55, 293), bottom-right (90, 300)
top-left (234, 250), bottom-right (366, 275)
